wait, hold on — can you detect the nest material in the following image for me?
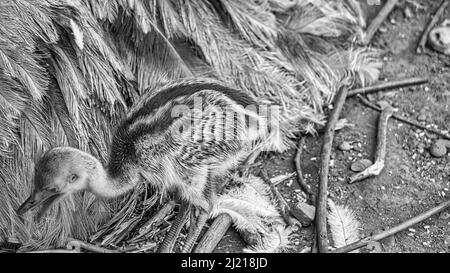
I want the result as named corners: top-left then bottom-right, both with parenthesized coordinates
top-left (0, 0), bottom-right (380, 250)
top-left (211, 174), bottom-right (293, 253)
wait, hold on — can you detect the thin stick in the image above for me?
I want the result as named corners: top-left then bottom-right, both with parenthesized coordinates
top-left (66, 239), bottom-right (120, 253)
top-left (347, 77), bottom-right (429, 97)
top-left (272, 173), bottom-right (296, 187)
top-left (295, 137), bottom-right (316, 203)
top-left (194, 214), bottom-right (233, 253)
top-left (129, 243), bottom-right (158, 253)
top-left (417, 0), bottom-right (449, 53)
top-left (362, 0), bottom-right (399, 45)
top-left (316, 86), bottom-right (349, 253)
top-left (331, 199), bottom-right (450, 253)
top-left (23, 249), bottom-right (81, 253)
top-left (311, 233), bottom-right (318, 253)
top-left (316, 86), bottom-right (348, 253)
top-left (259, 169), bottom-right (295, 226)
top-left (118, 242), bottom-right (157, 253)
top-left (357, 95), bottom-right (450, 140)
top-left (349, 106), bottom-right (394, 184)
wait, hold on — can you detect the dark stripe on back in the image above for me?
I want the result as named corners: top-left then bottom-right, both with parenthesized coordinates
top-left (127, 82), bottom-right (256, 127)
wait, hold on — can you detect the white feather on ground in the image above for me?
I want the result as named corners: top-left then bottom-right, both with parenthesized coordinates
top-left (210, 174), bottom-right (293, 253)
top-left (327, 199), bottom-right (361, 252)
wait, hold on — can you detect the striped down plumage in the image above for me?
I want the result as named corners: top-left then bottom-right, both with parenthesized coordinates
top-left (107, 79), bottom-right (288, 210)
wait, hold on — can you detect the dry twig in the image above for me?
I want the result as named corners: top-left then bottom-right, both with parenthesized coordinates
top-left (362, 0), bottom-right (399, 45)
top-left (272, 173), bottom-right (296, 186)
top-left (128, 201), bottom-right (176, 244)
top-left (349, 106), bottom-right (394, 184)
top-left (347, 77), bottom-right (428, 97)
top-left (417, 0), bottom-right (449, 53)
top-left (357, 95), bottom-right (450, 140)
top-left (316, 86), bottom-right (349, 253)
top-left (23, 249), bottom-right (81, 253)
top-left (295, 137), bottom-right (316, 203)
top-left (259, 169), bottom-right (295, 226)
top-left (126, 242), bottom-right (158, 253)
top-left (331, 199), bottom-right (450, 253)
top-left (66, 239), bottom-right (120, 253)
top-left (194, 214), bottom-right (233, 253)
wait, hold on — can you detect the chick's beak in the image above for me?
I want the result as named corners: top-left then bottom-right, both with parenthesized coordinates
top-left (17, 189), bottom-right (63, 219)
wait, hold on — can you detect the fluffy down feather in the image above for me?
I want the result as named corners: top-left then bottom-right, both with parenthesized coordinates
top-left (211, 174), bottom-right (293, 253)
top-left (327, 199), bottom-right (361, 252)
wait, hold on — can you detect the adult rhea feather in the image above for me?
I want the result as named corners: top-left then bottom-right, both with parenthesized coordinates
top-left (0, 0), bottom-right (380, 250)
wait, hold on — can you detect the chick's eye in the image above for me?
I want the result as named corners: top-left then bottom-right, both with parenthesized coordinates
top-left (69, 174), bottom-right (78, 183)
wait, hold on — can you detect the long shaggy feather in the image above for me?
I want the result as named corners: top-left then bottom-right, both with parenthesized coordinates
top-left (327, 199), bottom-right (361, 251)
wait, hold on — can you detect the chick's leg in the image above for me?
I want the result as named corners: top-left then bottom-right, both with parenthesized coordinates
top-left (157, 201), bottom-right (191, 253)
top-left (181, 178), bottom-right (216, 253)
top-left (181, 208), bottom-right (209, 253)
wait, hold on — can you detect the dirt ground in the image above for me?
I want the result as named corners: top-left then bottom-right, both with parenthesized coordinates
top-left (215, 0), bottom-right (450, 253)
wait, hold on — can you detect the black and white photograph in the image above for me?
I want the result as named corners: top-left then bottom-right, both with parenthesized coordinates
top-left (0, 0), bottom-right (448, 263)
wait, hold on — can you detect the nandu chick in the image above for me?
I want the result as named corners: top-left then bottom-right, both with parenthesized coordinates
top-left (17, 79), bottom-right (287, 252)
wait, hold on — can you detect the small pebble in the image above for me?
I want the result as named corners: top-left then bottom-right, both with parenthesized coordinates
top-left (379, 27), bottom-right (388, 33)
top-left (404, 7), bottom-right (413, 19)
top-left (430, 140), bottom-right (448, 158)
top-left (338, 142), bottom-right (352, 151)
top-left (381, 235), bottom-right (396, 248)
top-left (351, 159), bottom-right (373, 172)
top-left (377, 100), bottom-right (391, 110)
top-left (417, 114), bottom-right (427, 122)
